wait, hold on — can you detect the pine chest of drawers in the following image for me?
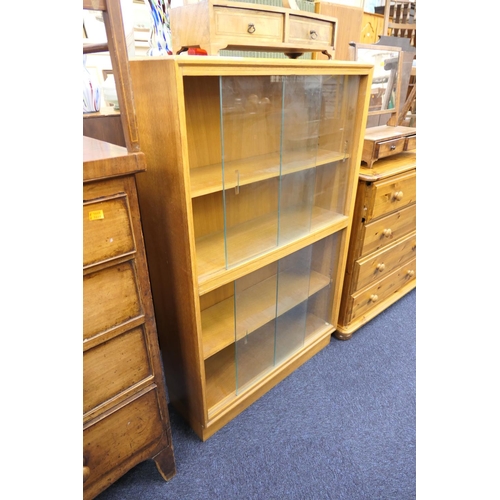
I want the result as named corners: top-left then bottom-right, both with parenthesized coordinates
top-left (336, 151), bottom-right (416, 339)
top-left (83, 137), bottom-right (176, 499)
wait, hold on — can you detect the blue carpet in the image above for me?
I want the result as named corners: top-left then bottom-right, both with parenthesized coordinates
top-left (96, 289), bottom-right (416, 500)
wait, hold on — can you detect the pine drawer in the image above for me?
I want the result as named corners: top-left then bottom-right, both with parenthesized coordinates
top-left (214, 7), bottom-right (283, 42)
top-left (288, 15), bottom-right (335, 45)
top-left (83, 194), bottom-right (136, 268)
top-left (363, 169), bottom-right (416, 222)
top-left (404, 135), bottom-right (416, 151)
top-left (360, 203), bottom-right (416, 257)
top-left (347, 257), bottom-right (416, 322)
top-left (352, 231), bottom-right (416, 292)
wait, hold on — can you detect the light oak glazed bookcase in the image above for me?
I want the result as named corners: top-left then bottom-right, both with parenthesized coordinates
top-left (129, 56), bottom-right (373, 440)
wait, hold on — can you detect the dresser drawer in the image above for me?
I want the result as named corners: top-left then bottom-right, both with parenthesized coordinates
top-left (83, 194), bottom-right (136, 268)
top-left (375, 137), bottom-right (406, 160)
top-left (83, 326), bottom-right (152, 414)
top-left (348, 257), bottom-right (416, 322)
top-left (364, 169), bottom-right (416, 222)
top-left (353, 231), bottom-right (416, 292)
top-left (214, 7), bottom-right (283, 42)
top-left (83, 261), bottom-right (143, 341)
top-left (361, 203), bottom-right (415, 256)
top-left (83, 389), bottom-right (163, 491)
top-left (288, 16), bottom-right (334, 45)
top-left (404, 135), bottom-right (416, 151)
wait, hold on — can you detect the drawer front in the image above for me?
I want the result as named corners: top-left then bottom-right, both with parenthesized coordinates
top-left (83, 194), bottom-right (136, 268)
top-left (366, 169), bottom-right (416, 221)
top-left (353, 231), bottom-right (416, 292)
top-left (288, 17), bottom-right (334, 45)
top-left (214, 7), bottom-right (284, 42)
top-left (375, 137), bottom-right (405, 160)
top-left (349, 257), bottom-right (416, 322)
top-left (83, 261), bottom-right (143, 340)
top-left (83, 389), bottom-right (163, 491)
top-left (83, 326), bottom-right (151, 414)
top-left (361, 203), bottom-right (416, 256)
top-left (404, 134), bottom-right (416, 151)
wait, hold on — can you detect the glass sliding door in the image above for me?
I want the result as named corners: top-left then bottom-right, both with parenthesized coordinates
top-left (278, 75), bottom-right (321, 246)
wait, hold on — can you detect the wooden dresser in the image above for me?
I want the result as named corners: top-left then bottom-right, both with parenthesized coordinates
top-left (336, 151), bottom-right (416, 339)
top-left (83, 136), bottom-right (176, 499)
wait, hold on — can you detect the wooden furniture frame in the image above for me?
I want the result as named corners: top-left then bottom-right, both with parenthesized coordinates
top-left (82, 1), bottom-right (176, 497)
top-left (382, 1), bottom-right (416, 48)
top-left (350, 42), bottom-right (403, 123)
top-left (129, 56), bottom-right (373, 441)
top-left (170, 0), bottom-right (339, 59)
top-left (83, 0), bottom-right (140, 153)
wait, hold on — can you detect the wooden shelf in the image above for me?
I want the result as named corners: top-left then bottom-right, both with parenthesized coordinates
top-left (205, 311), bottom-right (332, 416)
top-left (195, 206), bottom-right (348, 286)
top-left (190, 149), bottom-right (347, 198)
top-left (201, 268), bottom-right (330, 359)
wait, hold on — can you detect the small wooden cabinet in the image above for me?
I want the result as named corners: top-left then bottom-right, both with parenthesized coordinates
top-left (83, 137), bottom-right (176, 499)
top-left (336, 151), bottom-right (416, 338)
top-left (129, 56), bottom-right (372, 440)
top-left (171, 0), bottom-right (338, 58)
top-left (362, 124), bottom-right (416, 168)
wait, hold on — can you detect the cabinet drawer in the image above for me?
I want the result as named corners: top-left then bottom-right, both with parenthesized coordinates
top-left (83, 261), bottom-right (143, 340)
top-left (348, 257), bottom-right (416, 322)
top-left (83, 194), bottom-right (136, 268)
top-left (404, 135), bottom-right (416, 151)
top-left (361, 203), bottom-right (416, 256)
top-left (83, 326), bottom-right (152, 414)
top-left (375, 137), bottom-right (405, 159)
top-left (364, 169), bottom-right (416, 221)
top-left (288, 16), bottom-right (334, 45)
top-left (83, 389), bottom-right (163, 490)
top-left (214, 7), bottom-right (283, 42)
top-left (353, 231), bottom-right (416, 292)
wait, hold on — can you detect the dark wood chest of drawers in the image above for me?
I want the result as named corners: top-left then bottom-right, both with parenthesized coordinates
top-left (83, 137), bottom-right (176, 499)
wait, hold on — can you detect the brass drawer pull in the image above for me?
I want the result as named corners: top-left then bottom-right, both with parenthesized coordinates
top-left (369, 294), bottom-right (379, 302)
top-left (310, 30), bottom-right (318, 39)
top-left (392, 191), bottom-right (404, 201)
top-left (406, 269), bottom-right (415, 278)
top-left (382, 228), bottom-right (392, 238)
top-left (376, 263), bottom-right (386, 272)
top-left (247, 23), bottom-right (256, 34)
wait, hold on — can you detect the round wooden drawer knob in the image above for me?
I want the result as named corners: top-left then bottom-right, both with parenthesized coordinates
top-left (407, 270), bottom-right (415, 278)
top-left (382, 228), bottom-right (392, 237)
top-left (369, 294), bottom-right (379, 302)
top-left (83, 457), bottom-right (91, 483)
top-left (392, 191), bottom-right (404, 201)
top-left (376, 263), bottom-right (386, 272)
